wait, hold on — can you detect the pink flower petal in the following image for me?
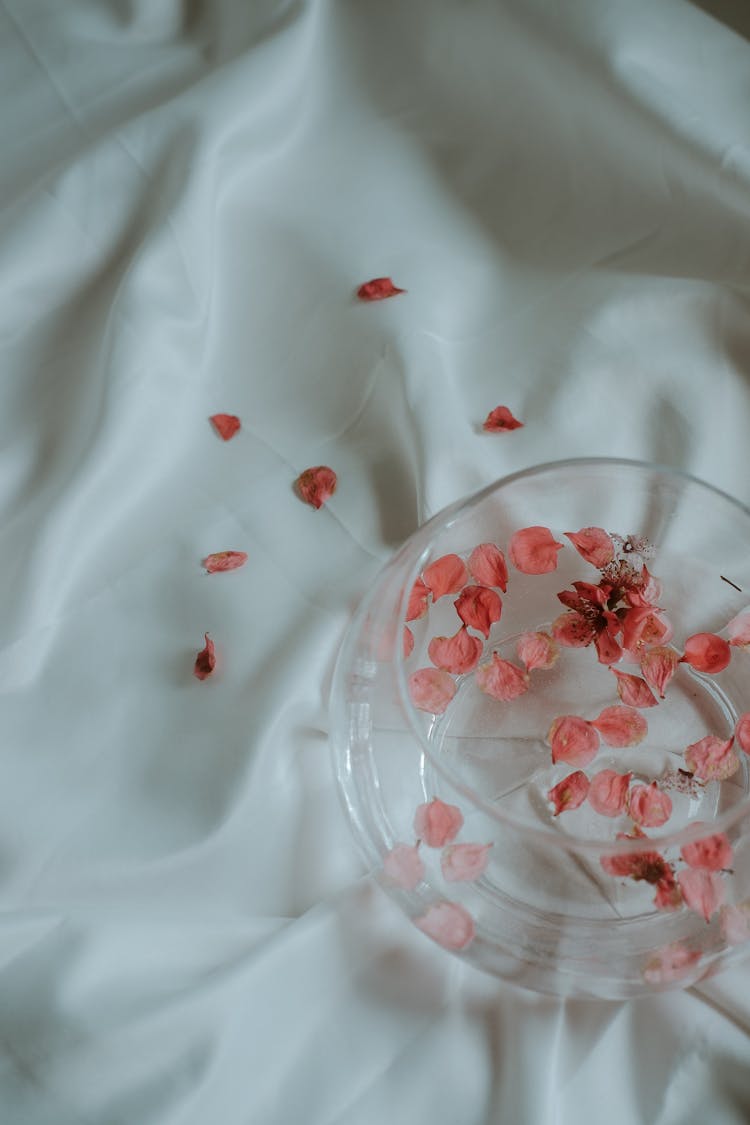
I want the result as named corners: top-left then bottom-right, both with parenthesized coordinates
top-left (422, 554), bottom-right (469, 600)
top-left (682, 632), bottom-right (731, 674)
top-left (727, 609), bottom-right (750, 647)
top-left (610, 668), bottom-right (658, 709)
top-left (629, 782), bottom-right (672, 828)
top-left (357, 277), bottom-right (406, 300)
top-left (643, 942), bottom-right (702, 984)
top-left (476, 654), bottom-right (529, 701)
top-left (509, 526), bottom-right (564, 574)
top-left (640, 646), bottom-right (681, 699)
top-left (684, 734), bottom-right (739, 781)
top-left (621, 607), bottom-right (673, 656)
top-left (414, 798), bottom-right (464, 847)
top-left (209, 413), bottom-right (241, 441)
top-left (551, 611), bottom-right (596, 648)
top-left (677, 868), bottom-right (725, 922)
top-left (516, 631), bottom-right (559, 672)
top-left (193, 633), bottom-right (216, 681)
top-left (383, 843), bottom-right (425, 890)
top-left (547, 715), bottom-right (600, 767)
top-left (594, 626), bottom-right (623, 666)
top-left (680, 831), bottom-right (733, 871)
top-left (600, 840), bottom-right (669, 883)
top-left (454, 585), bottom-right (502, 638)
top-left (441, 842), bottom-right (493, 882)
top-left (202, 550), bottom-right (248, 574)
top-left (564, 527), bottom-right (615, 568)
top-left (547, 770), bottom-right (591, 815)
top-left (406, 578), bottom-right (431, 622)
top-left (403, 626), bottom-right (415, 659)
top-left (653, 871), bottom-right (682, 912)
top-left (588, 769), bottom-right (632, 816)
top-left (482, 404), bottom-right (524, 433)
top-left (735, 713), bottom-right (750, 754)
top-left (414, 901), bottom-right (475, 951)
top-left (295, 465), bottom-right (337, 509)
top-left (408, 668), bottom-right (456, 715)
top-left (592, 705), bottom-right (648, 747)
top-left (720, 903), bottom-right (750, 945)
top-left (428, 627), bottom-right (483, 675)
top-left (468, 543), bottom-right (508, 591)
top-left (625, 565), bottom-right (663, 608)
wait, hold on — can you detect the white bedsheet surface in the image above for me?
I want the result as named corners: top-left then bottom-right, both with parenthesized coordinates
top-left (3, 1), bottom-right (750, 1121)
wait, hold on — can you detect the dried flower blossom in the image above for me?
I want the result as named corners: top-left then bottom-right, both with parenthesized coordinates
top-left (454, 586), bottom-right (502, 637)
top-left (414, 798), bottom-right (464, 847)
top-left (414, 901), bottom-right (475, 950)
top-left (441, 843), bottom-right (492, 882)
top-left (509, 526), bottom-right (564, 574)
top-left (552, 582), bottom-right (622, 664)
top-left (468, 543), bottom-right (508, 591)
top-left (547, 771), bottom-right (591, 815)
top-left (428, 627), bottom-right (483, 675)
top-left (547, 715), bottom-right (600, 767)
top-left (383, 843), bottom-right (424, 890)
top-left (422, 554), bottom-right (469, 600)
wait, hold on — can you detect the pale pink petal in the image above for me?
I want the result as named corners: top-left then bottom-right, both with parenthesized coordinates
top-left (414, 901), bottom-right (475, 950)
top-left (193, 633), bottom-right (216, 681)
top-left (592, 705), bottom-right (648, 747)
top-left (383, 843), bottom-right (425, 890)
top-left (610, 668), bottom-right (658, 709)
top-left (476, 654), bottom-right (529, 701)
top-left (468, 543), bottom-right (508, 591)
top-left (406, 578), bottom-right (430, 622)
top-left (680, 831), bottom-right (733, 871)
top-left (202, 550), bottom-right (248, 573)
top-left (408, 668), bottom-right (456, 715)
top-left (621, 607), bottom-right (673, 656)
top-left (735, 713), bottom-right (750, 754)
top-left (629, 782), bottom-right (673, 828)
top-left (454, 586), bottom-right (502, 638)
top-left (441, 842), bottom-right (493, 882)
top-left (727, 609), bottom-right (750, 648)
top-left (640, 646), bottom-right (681, 699)
top-left (482, 405), bottom-right (524, 433)
top-left (508, 526), bottom-right (564, 575)
top-left (547, 771), bottom-right (591, 815)
top-left (403, 626), bottom-right (415, 659)
top-left (678, 868), bottom-right (726, 922)
top-left (295, 465), bottom-right (337, 509)
top-left (547, 715), bottom-right (600, 767)
top-left (588, 770), bottom-right (632, 816)
top-left (422, 553), bottom-right (469, 600)
top-left (720, 903), bottom-right (750, 945)
top-left (516, 631), bottom-right (559, 672)
top-left (428, 627), bottom-right (483, 675)
top-left (551, 611), bottom-right (596, 648)
top-left (682, 632), bottom-right (731, 674)
top-left (643, 942), bottom-right (701, 984)
top-left (414, 798), bottom-right (464, 847)
top-left (684, 734), bottom-right (739, 781)
top-left (564, 527), bottom-right (615, 568)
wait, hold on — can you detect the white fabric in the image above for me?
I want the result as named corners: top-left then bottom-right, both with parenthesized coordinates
top-left (3, 0), bottom-right (750, 1120)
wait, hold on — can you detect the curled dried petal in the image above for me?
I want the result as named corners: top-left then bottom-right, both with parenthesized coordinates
top-left (610, 668), bottom-right (658, 709)
top-left (680, 831), bottom-right (733, 871)
top-left (295, 465), bottom-right (337, 509)
top-left (476, 654), bottom-right (529, 701)
top-left (482, 405), bottom-right (524, 433)
top-left (383, 843), bottom-right (424, 890)
top-left (202, 551), bottom-right (248, 574)
top-left (640, 646), bottom-right (681, 699)
top-left (422, 554), bottom-right (469, 600)
top-left (441, 842), bottom-right (493, 882)
top-left (592, 705), bottom-right (648, 747)
top-left (454, 585), bottom-right (502, 638)
top-left (428, 627), bottom-right (483, 675)
top-left (735, 713), bottom-right (750, 754)
top-left (209, 413), bottom-right (241, 441)
top-left (414, 798), bottom-right (464, 847)
top-left (677, 868), bottom-right (725, 922)
top-left (402, 626), bottom-right (414, 659)
top-left (357, 277), bottom-right (405, 300)
top-left (682, 632), bottom-right (731, 674)
top-left (406, 578), bottom-right (431, 622)
top-left (727, 609), bottom-right (750, 648)
top-left (408, 668), bottom-right (456, 715)
top-left (588, 770), bottom-right (632, 817)
top-left (564, 527), bottom-right (615, 568)
top-left (517, 631), bottom-right (558, 672)
top-left (193, 633), bottom-right (216, 681)
top-left (547, 771), bottom-right (590, 815)
top-left (551, 611), bottom-right (596, 648)
top-left (414, 901), bottom-right (475, 950)
top-left (547, 715), bottom-right (600, 767)
top-left (629, 782), bottom-right (672, 828)
top-left (684, 734), bottom-right (738, 781)
top-left (468, 543), bottom-right (508, 591)
top-left (509, 526), bottom-right (563, 574)
top-left (643, 943), bottom-right (701, 984)
top-left (720, 903), bottom-right (750, 945)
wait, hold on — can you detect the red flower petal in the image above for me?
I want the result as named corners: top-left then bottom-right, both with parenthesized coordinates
top-left (403, 626), bottom-right (415, 659)
top-left (643, 943), bottom-right (701, 984)
top-left (677, 868), bottom-right (725, 922)
top-left (551, 611), bottom-right (597, 648)
top-left (516, 631), bottom-right (559, 672)
top-left (592, 705), bottom-right (648, 747)
top-left (414, 798), bottom-right (464, 847)
top-left (629, 782), bottom-right (672, 828)
top-left (547, 715), bottom-right (600, 767)
top-left (193, 633), bottom-right (216, 680)
top-left (295, 465), bottom-right (337, 509)
top-left (454, 585), bottom-right (502, 638)
top-left (383, 843), bottom-right (425, 890)
top-left (547, 771), bottom-right (591, 815)
top-left (682, 632), bottom-right (731, 674)
top-left (414, 901), bottom-right (475, 951)
top-left (408, 668), bottom-right (456, 715)
top-left (621, 607), bottom-right (673, 656)
top-left (680, 831), bottom-right (733, 871)
top-left (428, 626), bottom-right (483, 675)
top-left (564, 527), bottom-right (615, 568)
top-left (482, 405), bottom-right (524, 433)
top-left (588, 769), bottom-right (631, 817)
top-left (356, 277), bottom-right (405, 301)
top-left (202, 551), bottom-right (248, 574)
top-left (735, 713), bottom-right (750, 754)
top-left (593, 626), bottom-right (623, 666)
top-left (441, 842), bottom-right (493, 882)
top-left (209, 413), bottom-right (241, 441)
top-left (422, 553), bottom-right (469, 600)
top-left (406, 578), bottom-right (431, 622)
top-left (610, 668), bottom-right (658, 709)
top-left (640, 646), bottom-right (680, 699)
top-left (727, 610), bottom-right (750, 647)
top-left (476, 654), bottom-right (529, 701)
top-left (468, 543), bottom-right (508, 591)
top-left (509, 526), bottom-right (563, 574)
top-left (600, 841), bottom-right (668, 882)
top-left (684, 734), bottom-right (738, 781)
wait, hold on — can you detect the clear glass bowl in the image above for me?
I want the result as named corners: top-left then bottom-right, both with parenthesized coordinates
top-left (330, 458), bottom-right (750, 998)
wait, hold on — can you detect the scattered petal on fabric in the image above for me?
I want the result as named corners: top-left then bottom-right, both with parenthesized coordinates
top-left (621, 607), bottom-right (673, 657)
top-left (209, 413), bottom-right (241, 441)
top-left (720, 903), bottom-right (750, 945)
top-left (684, 734), bottom-right (739, 781)
top-left (482, 405), bottom-right (524, 433)
top-left (193, 633), bottom-right (216, 681)
top-left (547, 771), bottom-right (591, 815)
top-left (629, 782), bottom-right (673, 828)
top-left (611, 668), bottom-right (658, 709)
top-left (295, 465), bottom-right (337, 509)
top-left (414, 901), bottom-right (476, 951)
top-left (678, 868), bottom-right (726, 922)
top-left (202, 551), bottom-right (248, 573)
top-left (383, 843), bottom-right (425, 890)
top-left (406, 577), bottom-right (431, 622)
top-left (357, 277), bottom-right (405, 300)
top-left (727, 609), bottom-right (750, 648)
top-left (468, 543), bottom-right (508, 591)
top-left (640, 646), bottom-right (681, 699)
top-left (735, 713), bottom-right (750, 754)
top-left (476, 653), bottom-right (529, 701)
top-left (408, 668), bottom-right (457, 715)
top-left (564, 527), bottom-right (615, 568)
top-left (422, 554), bottom-right (469, 599)
top-left (680, 831), bottom-right (733, 871)
top-left (588, 770), bottom-right (632, 817)
top-left (441, 842), bottom-right (493, 882)
top-left (414, 798), bottom-right (464, 847)
top-left (682, 632), bottom-right (732, 674)
top-left (643, 943), bottom-right (702, 985)
top-left (592, 705), bottom-right (648, 747)
top-left (547, 715), bottom-right (600, 767)
top-left (552, 611), bottom-right (596, 648)
top-left (454, 585), bottom-right (502, 637)
top-left (403, 626), bottom-right (414, 659)
top-left (428, 627), bottom-right (483, 675)
top-left (509, 526), bottom-right (564, 574)
top-left (517, 631), bottom-right (559, 672)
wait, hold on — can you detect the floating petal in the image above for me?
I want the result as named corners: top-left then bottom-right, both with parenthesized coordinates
top-left (476, 654), bottom-right (529, 701)
top-left (680, 831), bottom-right (733, 871)
top-left (621, 607), bottom-right (673, 656)
top-left (682, 632), bottom-right (731, 674)
top-left (629, 782), bottom-right (672, 828)
top-left (408, 668), bottom-right (456, 714)
top-left (422, 554), bottom-right (469, 599)
top-left (588, 769), bottom-right (631, 817)
top-left (454, 585), bottom-right (502, 638)
top-left (640, 646), bottom-right (680, 699)
top-left (468, 543), bottom-right (508, 591)
top-left (547, 715), bottom-right (600, 767)
top-left (406, 578), bottom-right (430, 622)
top-left (592, 705), bottom-right (648, 747)
top-left (516, 631), bottom-right (558, 672)
top-left (402, 626), bottom-right (414, 659)
top-left (509, 526), bottom-right (563, 574)
top-left (414, 798), bottom-right (464, 847)
top-left (547, 771), bottom-right (590, 815)
top-left (414, 901), bottom-right (476, 950)
top-left (677, 868), bottom-right (725, 922)
top-left (564, 527), bottom-right (615, 568)
top-left (551, 611), bottom-right (596, 648)
top-left (383, 843), bottom-right (424, 890)
top-left (610, 668), bottom-right (658, 709)
top-left (428, 627), bottom-right (483, 675)
top-left (441, 843), bottom-right (493, 882)
top-left (684, 734), bottom-right (738, 781)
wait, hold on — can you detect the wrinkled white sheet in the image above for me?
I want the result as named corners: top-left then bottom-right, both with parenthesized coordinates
top-left (2, 0), bottom-right (750, 1121)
